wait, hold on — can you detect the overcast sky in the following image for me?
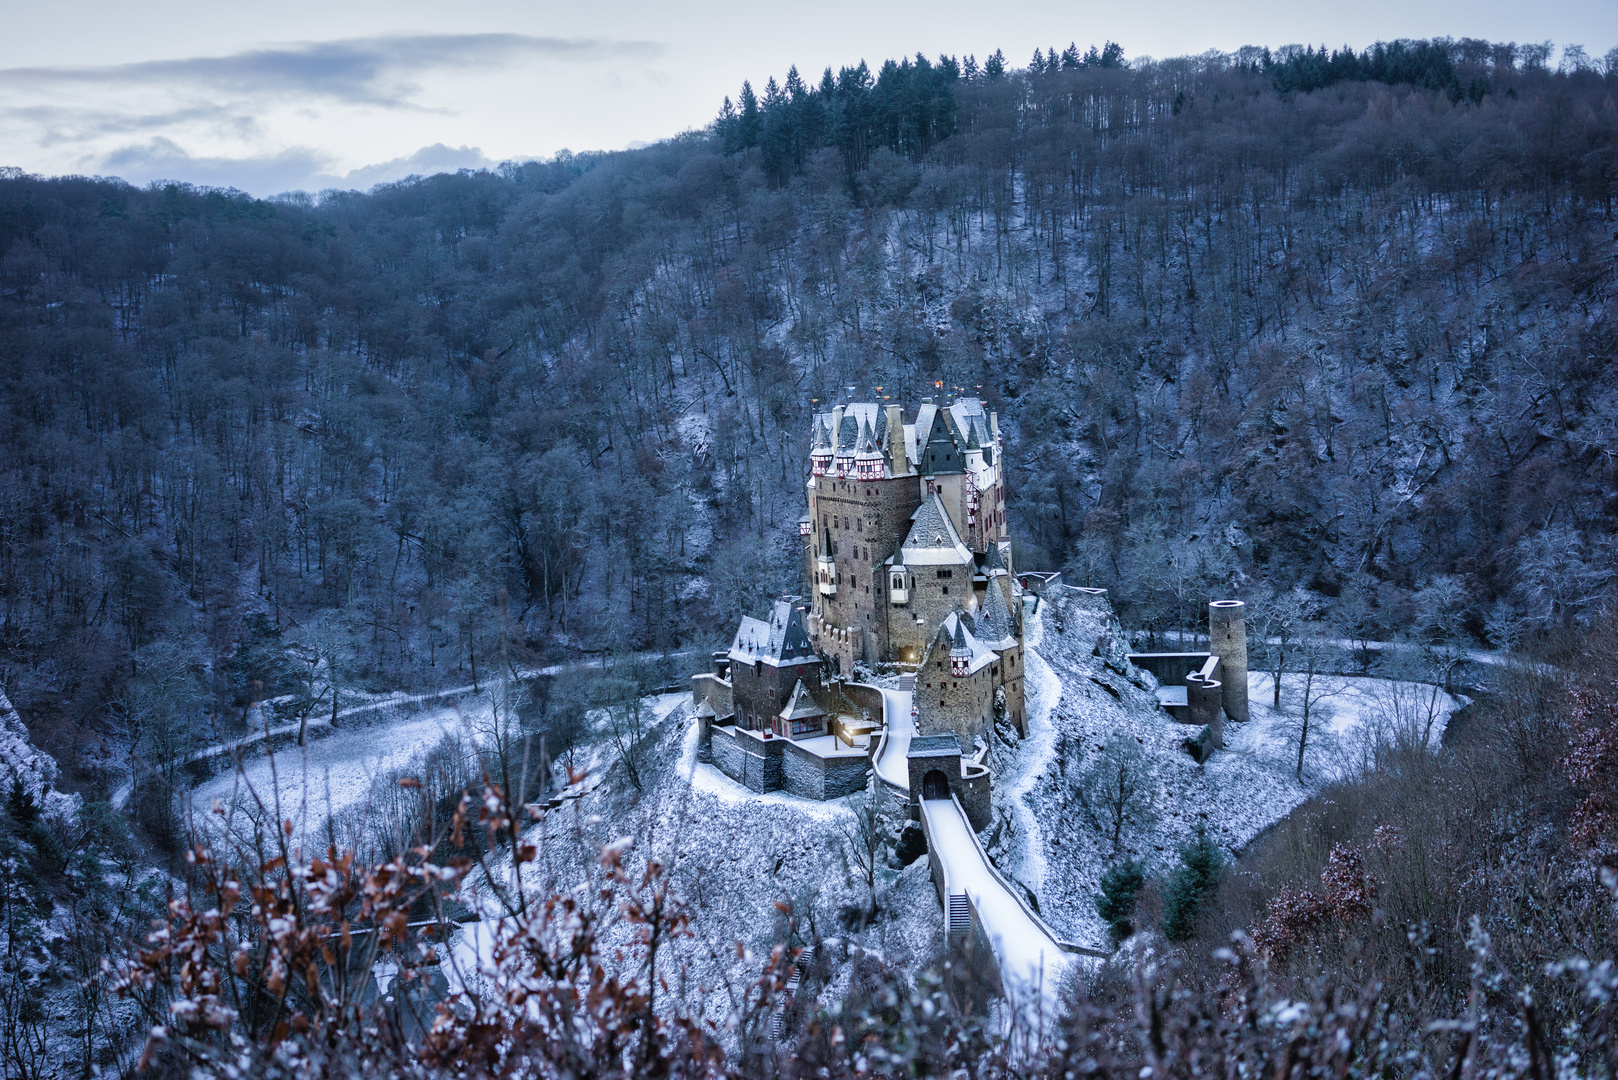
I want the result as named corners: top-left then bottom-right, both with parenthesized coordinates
top-left (3, 0), bottom-right (1615, 197)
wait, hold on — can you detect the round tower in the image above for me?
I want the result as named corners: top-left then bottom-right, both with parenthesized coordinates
top-left (1208, 600), bottom-right (1249, 724)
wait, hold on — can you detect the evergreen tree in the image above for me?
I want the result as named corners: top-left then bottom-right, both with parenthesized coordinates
top-left (4, 778), bottom-right (37, 827)
top-left (1161, 824), bottom-right (1224, 942)
top-left (737, 81), bottom-right (762, 151)
top-left (1095, 859), bottom-right (1145, 944)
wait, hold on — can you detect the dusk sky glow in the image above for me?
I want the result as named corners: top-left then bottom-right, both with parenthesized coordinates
top-left (3, 0), bottom-right (1616, 195)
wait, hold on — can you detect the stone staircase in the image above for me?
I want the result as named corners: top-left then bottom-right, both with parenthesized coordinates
top-left (769, 944), bottom-right (816, 1038)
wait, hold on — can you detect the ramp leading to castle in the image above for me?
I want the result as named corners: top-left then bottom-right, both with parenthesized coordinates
top-left (873, 683), bottom-right (915, 791)
top-left (920, 795), bottom-right (1073, 1028)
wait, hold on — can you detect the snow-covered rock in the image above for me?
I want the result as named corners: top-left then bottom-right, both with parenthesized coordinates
top-left (0, 688), bottom-right (81, 821)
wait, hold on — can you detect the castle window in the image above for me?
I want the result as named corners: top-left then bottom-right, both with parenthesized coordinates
top-left (941, 586), bottom-right (949, 595)
top-left (936, 569), bottom-right (953, 579)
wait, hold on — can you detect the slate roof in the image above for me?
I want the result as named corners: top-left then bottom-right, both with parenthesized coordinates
top-left (778, 680), bottom-right (826, 721)
top-left (854, 418), bottom-right (882, 460)
top-left (728, 600), bottom-right (816, 666)
top-left (907, 734), bottom-right (964, 759)
top-left (832, 411), bottom-right (858, 460)
top-left (932, 611), bottom-right (997, 675)
top-left (973, 584), bottom-right (1019, 650)
top-left (900, 495), bottom-right (972, 565)
top-left (916, 406), bottom-right (964, 476)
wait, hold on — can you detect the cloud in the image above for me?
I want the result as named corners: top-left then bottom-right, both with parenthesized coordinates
top-left (335, 143), bottom-right (499, 188)
top-left (0, 33), bottom-right (663, 107)
top-left (89, 139), bottom-right (514, 196)
top-left (96, 137), bottom-right (338, 193)
top-left (12, 103), bottom-right (254, 148)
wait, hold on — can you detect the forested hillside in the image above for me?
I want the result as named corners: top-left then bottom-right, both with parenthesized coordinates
top-left (3, 38), bottom-right (1618, 793)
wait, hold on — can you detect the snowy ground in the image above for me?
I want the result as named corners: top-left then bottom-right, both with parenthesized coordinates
top-left (994, 610), bottom-right (1062, 903)
top-left (433, 693), bottom-right (944, 1038)
top-left (175, 591), bottom-right (1460, 1031)
top-left (184, 702), bottom-right (486, 842)
top-left (992, 586), bottom-right (1463, 950)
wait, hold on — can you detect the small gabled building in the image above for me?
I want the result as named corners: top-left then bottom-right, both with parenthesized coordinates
top-left (776, 680), bottom-right (828, 740)
top-left (729, 599), bottom-right (822, 733)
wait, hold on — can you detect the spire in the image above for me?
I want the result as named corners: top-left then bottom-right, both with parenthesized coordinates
top-left (949, 616), bottom-right (971, 676)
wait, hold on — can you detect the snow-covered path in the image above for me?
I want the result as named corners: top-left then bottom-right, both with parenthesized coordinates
top-left (873, 686), bottom-right (915, 791)
top-left (186, 707), bottom-right (477, 834)
top-left (997, 611), bottom-right (1061, 897)
top-left (922, 795), bottom-right (1072, 1034)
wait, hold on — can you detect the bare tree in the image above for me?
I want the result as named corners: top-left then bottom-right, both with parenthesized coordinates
top-left (840, 784), bottom-right (894, 924)
top-left (592, 668), bottom-right (649, 794)
top-left (1253, 587), bottom-right (1311, 710)
top-left (1076, 735), bottom-right (1157, 854)
top-left (1285, 636), bottom-right (1345, 782)
top-left (299, 609), bottom-right (356, 743)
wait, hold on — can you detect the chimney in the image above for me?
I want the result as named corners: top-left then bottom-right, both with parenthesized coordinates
top-left (886, 404), bottom-right (907, 476)
top-left (831, 405), bottom-right (845, 449)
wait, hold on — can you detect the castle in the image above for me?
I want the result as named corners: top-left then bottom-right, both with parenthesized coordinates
top-left (692, 397), bottom-right (1029, 801)
top-left (803, 398), bottom-right (1026, 739)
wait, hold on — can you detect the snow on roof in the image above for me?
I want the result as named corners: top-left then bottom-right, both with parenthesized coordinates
top-left (728, 600), bottom-right (816, 667)
top-left (974, 586), bottom-right (1018, 650)
top-left (854, 417), bottom-right (882, 460)
top-left (938, 611), bottom-right (997, 675)
top-left (906, 734), bottom-right (963, 759)
top-left (778, 680), bottom-right (826, 721)
top-left (901, 495), bottom-right (972, 565)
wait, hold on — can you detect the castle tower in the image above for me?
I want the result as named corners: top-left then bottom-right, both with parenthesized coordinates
top-left (802, 397), bottom-right (1014, 673)
top-left (1208, 600), bottom-right (1249, 724)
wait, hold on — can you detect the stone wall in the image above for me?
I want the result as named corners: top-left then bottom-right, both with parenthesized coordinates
top-left (780, 743), bottom-right (872, 800)
top-left (887, 565), bottom-right (970, 661)
top-left (997, 643), bottom-right (1026, 736)
top-left (711, 726), bottom-right (786, 793)
top-left (781, 743), bottom-right (823, 799)
top-left (915, 645), bottom-right (994, 751)
top-left (958, 761), bottom-right (992, 831)
top-left (711, 723), bottom-right (745, 784)
top-left (811, 473), bottom-right (922, 664)
top-left (732, 656), bottom-right (820, 732)
top-left (1208, 600), bottom-right (1250, 724)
